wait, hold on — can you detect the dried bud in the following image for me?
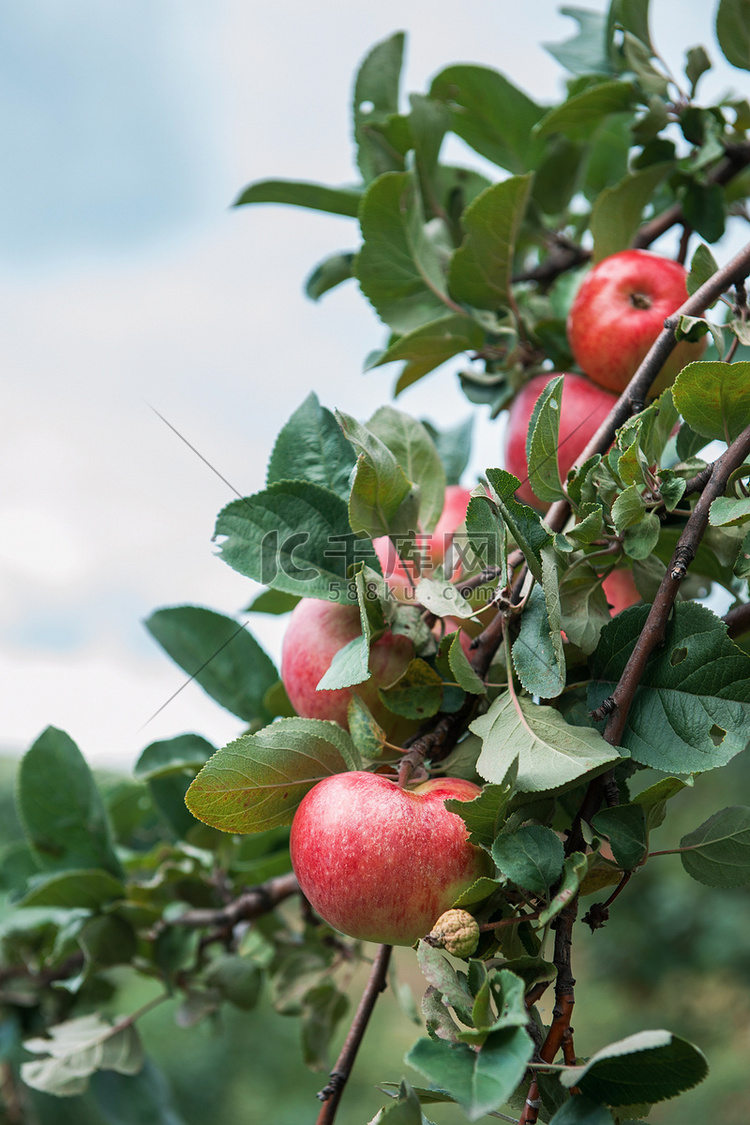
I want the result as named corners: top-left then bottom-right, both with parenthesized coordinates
top-left (426, 909), bottom-right (480, 957)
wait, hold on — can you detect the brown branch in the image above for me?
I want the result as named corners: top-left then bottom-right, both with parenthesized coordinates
top-left (171, 872), bottom-right (300, 929)
top-left (724, 600), bottom-right (750, 639)
top-left (316, 943), bottom-right (392, 1125)
top-left (590, 421), bottom-right (750, 736)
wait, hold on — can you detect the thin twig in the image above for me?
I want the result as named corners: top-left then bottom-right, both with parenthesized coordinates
top-left (316, 944), bottom-right (392, 1125)
top-left (167, 872), bottom-right (300, 930)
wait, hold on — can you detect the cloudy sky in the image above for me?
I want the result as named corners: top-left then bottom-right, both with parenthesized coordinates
top-left (1, 0), bottom-right (739, 767)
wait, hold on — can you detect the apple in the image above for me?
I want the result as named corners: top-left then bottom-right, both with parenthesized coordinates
top-left (373, 484), bottom-right (472, 599)
top-left (503, 372), bottom-right (618, 509)
top-left (280, 597), bottom-right (416, 739)
top-left (602, 568), bottom-right (640, 615)
top-left (567, 249), bottom-right (707, 395)
top-left (290, 771), bottom-right (492, 945)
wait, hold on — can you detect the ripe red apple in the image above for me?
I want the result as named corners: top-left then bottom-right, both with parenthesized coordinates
top-left (567, 249), bottom-right (707, 395)
top-left (280, 597), bottom-right (416, 739)
top-left (602, 568), bottom-right (640, 615)
top-left (373, 484), bottom-right (472, 599)
top-left (503, 372), bottom-right (618, 509)
top-left (290, 771), bottom-right (492, 945)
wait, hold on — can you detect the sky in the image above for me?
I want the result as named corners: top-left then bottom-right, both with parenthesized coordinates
top-left (1, 0), bottom-right (742, 768)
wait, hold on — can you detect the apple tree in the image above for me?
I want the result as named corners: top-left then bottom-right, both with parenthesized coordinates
top-left (4, 2), bottom-right (750, 1123)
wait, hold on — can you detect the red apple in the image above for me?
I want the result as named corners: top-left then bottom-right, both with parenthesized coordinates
top-left (280, 597), bottom-right (416, 739)
top-left (503, 372), bottom-right (618, 509)
top-left (373, 484), bottom-right (472, 599)
top-left (567, 249), bottom-right (707, 395)
top-left (290, 771), bottom-right (492, 945)
top-left (602, 568), bottom-right (640, 615)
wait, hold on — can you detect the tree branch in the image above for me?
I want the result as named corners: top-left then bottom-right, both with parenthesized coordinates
top-left (316, 943), bottom-right (392, 1125)
top-left (170, 872), bottom-right (300, 929)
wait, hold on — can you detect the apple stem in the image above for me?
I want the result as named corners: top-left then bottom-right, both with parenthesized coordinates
top-left (315, 943), bottom-right (392, 1125)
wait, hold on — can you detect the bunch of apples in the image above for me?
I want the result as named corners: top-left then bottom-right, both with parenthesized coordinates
top-left (284, 250), bottom-right (703, 948)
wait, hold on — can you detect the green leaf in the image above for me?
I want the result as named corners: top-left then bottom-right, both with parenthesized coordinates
top-left (673, 362), bottom-right (750, 444)
top-left (245, 588), bottom-right (300, 615)
top-left (512, 581), bottom-right (566, 700)
top-left (415, 576), bottom-right (476, 620)
top-left (91, 1060), bottom-right (189, 1125)
top-left (632, 776), bottom-right (688, 832)
top-left (679, 806), bottom-right (750, 887)
top-left (448, 176), bottom-right (533, 311)
top-left (610, 0), bottom-right (654, 53)
top-left (536, 852), bottom-right (590, 927)
top-left (736, 528), bottom-right (750, 578)
top-left (267, 392), bottom-right (356, 500)
top-left (185, 718), bottom-right (360, 834)
top-left (134, 734), bottom-right (215, 780)
top-left (591, 804), bottom-right (647, 869)
top-left (717, 0), bottom-right (750, 70)
top-left (559, 567), bottom-right (612, 656)
top-left (337, 409), bottom-right (416, 539)
top-left (549, 1094), bottom-right (617, 1123)
top-left (429, 66), bottom-right (544, 173)
top-left (612, 484), bottom-right (646, 534)
top-left (378, 658), bottom-right (443, 719)
top-left (685, 45), bottom-right (711, 95)
top-left (304, 251), bottom-right (355, 301)
top-left (485, 469), bottom-right (552, 585)
top-left (232, 179), bottom-right (362, 217)
top-left (347, 694), bottom-right (387, 759)
top-left (448, 634), bottom-right (485, 695)
top-left (23, 1015), bottom-right (144, 1098)
top-left (367, 405), bottom-right (446, 532)
top-left (423, 416), bottom-right (474, 487)
top-left (18, 727), bottom-right (122, 878)
top-left (214, 481), bottom-right (362, 599)
top-left (589, 602), bottom-right (750, 773)
top-left (79, 915), bottom-right (137, 968)
top-left (353, 32), bottom-right (406, 182)
top-left (406, 1027), bottom-right (534, 1121)
top-left (492, 825), bottom-right (564, 897)
top-left (204, 954), bottom-right (263, 1010)
top-left (445, 768), bottom-right (517, 849)
top-left (19, 869), bottom-right (125, 910)
top-left (559, 1029), bottom-right (708, 1105)
top-left (545, 8), bottom-right (613, 76)
top-left (417, 940), bottom-right (476, 1024)
top-left (709, 496), bottom-right (750, 527)
top-left (370, 1080), bottom-right (425, 1124)
top-left (368, 315), bottom-right (484, 396)
top-left (357, 171), bottom-right (455, 334)
top-left (591, 163), bottom-right (671, 262)
top-left (525, 374), bottom-right (566, 504)
top-left (145, 607), bottom-right (277, 724)
top-left (473, 694), bottom-right (622, 793)
top-left (536, 81), bottom-right (636, 137)
top-left (681, 181), bottom-right (725, 243)
top-left (686, 242), bottom-right (718, 298)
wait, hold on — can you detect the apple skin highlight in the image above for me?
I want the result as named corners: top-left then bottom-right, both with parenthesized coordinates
top-left (290, 772), bottom-right (492, 946)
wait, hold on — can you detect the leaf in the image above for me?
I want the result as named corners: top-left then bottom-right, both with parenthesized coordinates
top-left (686, 242), bottom-right (718, 298)
top-left (609, 0), bottom-right (654, 53)
top-left (23, 1015), bottom-right (144, 1098)
top-left (485, 469), bottom-right (552, 584)
top-left (679, 806), bottom-right (750, 887)
top-left (245, 588), bottom-right (300, 615)
top-left (549, 1094), bottom-right (618, 1123)
top-left (536, 81), bottom-right (636, 138)
top-left (79, 915), bottom-right (137, 968)
top-left (145, 607), bottom-right (277, 724)
top-left (588, 602), bottom-right (750, 773)
top-left (417, 941), bottom-right (476, 1025)
top-left (214, 481), bottom-right (362, 599)
top-left (232, 179), bottom-right (362, 217)
top-left (525, 374), bottom-right (566, 504)
top-left (378, 659), bottom-right (443, 719)
top-left (536, 852), bottom-right (590, 927)
top-left (717, 0), bottom-right (750, 70)
top-left (267, 392), bottom-right (356, 500)
top-left (559, 1029), bottom-right (708, 1106)
top-left (305, 251), bottom-right (355, 301)
top-left (370, 1080), bottom-right (426, 1124)
top-left (673, 362), bottom-right (750, 444)
top-left (422, 416), bottom-right (474, 487)
top-left (709, 496), bottom-right (750, 527)
top-left (545, 8), bottom-right (613, 76)
top-left (415, 576), bottom-right (476, 619)
top-left (448, 176), bottom-right (533, 311)
top-left (353, 32), bottom-right (406, 183)
top-left (473, 694), bottom-right (622, 793)
top-left (337, 410), bottom-right (417, 540)
top-left (429, 66), bottom-right (544, 173)
top-left (185, 718), bottom-right (360, 834)
top-left (591, 804), bottom-right (647, 870)
top-left (367, 405), bottom-right (446, 532)
top-left (444, 765), bottom-right (517, 849)
top-left (347, 694), bottom-right (387, 759)
top-left (357, 171), bottom-right (454, 334)
top-left (134, 734), bottom-right (215, 780)
top-left (19, 869), bottom-right (125, 910)
top-left (591, 163), bottom-right (671, 262)
top-left (18, 727), bottom-right (122, 878)
top-left (681, 181), bottom-right (725, 242)
top-left (368, 315), bottom-right (484, 395)
top-left (448, 634), bottom-right (485, 695)
top-left (512, 582), bottom-right (566, 700)
top-left (91, 1060), bottom-right (189, 1125)
top-left (685, 45), bottom-right (712, 96)
top-left (406, 1027), bottom-right (533, 1121)
top-left (632, 776), bottom-right (688, 832)
top-left (492, 825), bottom-right (564, 897)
